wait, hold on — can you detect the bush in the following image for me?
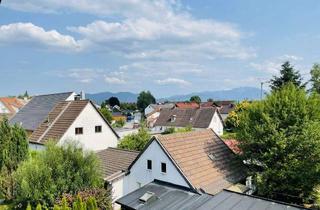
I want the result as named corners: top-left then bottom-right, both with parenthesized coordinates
top-left (15, 142), bottom-right (103, 207)
top-left (99, 108), bottom-right (112, 124)
top-left (118, 126), bottom-right (150, 151)
top-left (112, 119), bottom-right (125, 128)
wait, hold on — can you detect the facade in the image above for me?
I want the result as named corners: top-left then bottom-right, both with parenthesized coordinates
top-left (29, 100), bottom-right (119, 151)
top-left (144, 103), bottom-right (175, 116)
top-left (124, 130), bottom-right (247, 197)
top-left (153, 107), bottom-right (224, 135)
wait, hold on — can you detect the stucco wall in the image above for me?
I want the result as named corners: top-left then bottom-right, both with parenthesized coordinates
top-left (59, 103), bottom-right (118, 151)
top-left (123, 140), bottom-right (190, 195)
top-left (208, 112), bottom-right (224, 136)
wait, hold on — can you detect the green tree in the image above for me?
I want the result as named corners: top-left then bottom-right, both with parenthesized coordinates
top-left (310, 63), bottom-right (320, 94)
top-left (36, 203), bottom-right (42, 210)
top-left (269, 61), bottom-right (304, 91)
top-left (225, 100), bottom-right (251, 130)
top-left (118, 126), bottom-right (151, 151)
top-left (0, 118), bottom-right (28, 200)
top-left (237, 83), bottom-right (320, 204)
top-left (113, 119), bottom-right (125, 128)
top-left (72, 195), bottom-right (86, 210)
top-left (99, 108), bottom-right (113, 124)
top-left (26, 203), bottom-right (32, 210)
top-left (137, 91), bottom-right (156, 112)
top-left (107, 97), bottom-right (120, 107)
top-left (189, 95), bottom-right (201, 103)
top-left (15, 142), bottom-right (102, 206)
top-left (86, 197), bottom-right (98, 210)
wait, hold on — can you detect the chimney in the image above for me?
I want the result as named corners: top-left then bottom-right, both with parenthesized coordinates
top-left (80, 91), bottom-right (85, 100)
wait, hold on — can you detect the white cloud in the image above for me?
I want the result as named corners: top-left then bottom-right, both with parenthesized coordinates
top-left (0, 22), bottom-right (81, 51)
top-left (104, 76), bottom-right (126, 85)
top-left (156, 78), bottom-right (191, 86)
top-left (65, 68), bottom-right (102, 83)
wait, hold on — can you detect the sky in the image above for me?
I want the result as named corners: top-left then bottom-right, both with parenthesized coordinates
top-left (1, 0), bottom-right (320, 98)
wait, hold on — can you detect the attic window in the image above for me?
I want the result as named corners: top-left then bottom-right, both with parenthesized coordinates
top-left (139, 191), bottom-right (156, 204)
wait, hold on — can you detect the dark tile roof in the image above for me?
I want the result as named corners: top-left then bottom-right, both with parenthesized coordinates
top-left (154, 107), bottom-right (218, 128)
top-left (116, 181), bottom-right (307, 210)
top-left (29, 100), bottom-right (89, 144)
top-left (10, 92), bottom-right (73, 131)
top-left (156, 129), bottom-right (247, 195)
top-left (96, 147), bottom-right (139, 180)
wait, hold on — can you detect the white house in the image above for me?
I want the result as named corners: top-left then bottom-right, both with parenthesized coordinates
top-left (144, 103), bottom-right (175, 116)
top-left (28, 99), bottom-right (119, 151)
top-left (123, 129), bottom-right (247, 197)
top-left (153, 107), bottom-right (224, 135)
top-left (96, 147), bottom-right (139, 210)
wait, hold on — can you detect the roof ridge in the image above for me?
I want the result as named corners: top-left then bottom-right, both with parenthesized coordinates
top-left (33, 92), bottom-right (74, 97)
top-left (107, 147), bottom-right (140, 153)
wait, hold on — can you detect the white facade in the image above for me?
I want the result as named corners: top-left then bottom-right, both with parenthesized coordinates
top-left (144, 104), bottom-right (155, 116)
top-left (58, 103), bottom-right (119, 151)
top-left (209, 112), bottom-right (224, 136)
top-left (124, 140), bottom-right (190, 195)
top-left (0, 102), bottom-right (9, 114)
top-left (114, 128), bottom-right (139, 139)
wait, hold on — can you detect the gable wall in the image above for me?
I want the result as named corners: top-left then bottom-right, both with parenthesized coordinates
top-left (58, 103), bottom-right (118, 151)
top-left (123, 140), bottom-right (190, 195)
top-left (208, 112), bottom-right (223, 135)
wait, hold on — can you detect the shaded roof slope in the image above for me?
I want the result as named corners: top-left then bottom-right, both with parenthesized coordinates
top-left (117, 181), bottom-right (307, 210)
top-left (10, 92), bottom-right (73, 131)
top-left (96, 147), bottom-right (139, 180)
top-left (154, 107), bottom-right (219, 128)
top-left (29, 100), bottom-right (89, 144)
top-left (156, 129), bottom-right (246, 195)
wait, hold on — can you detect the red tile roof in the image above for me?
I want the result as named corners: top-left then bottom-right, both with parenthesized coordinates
top-left (175, 102), bottom-right (200, 109)
top-left (224, 139), bottom-right (242, 154)
top-left (0, 97), bottom-right (26, 114)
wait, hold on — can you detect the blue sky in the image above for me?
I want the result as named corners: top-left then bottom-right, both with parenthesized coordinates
top-left (0, 0), bottom-right (319, 97)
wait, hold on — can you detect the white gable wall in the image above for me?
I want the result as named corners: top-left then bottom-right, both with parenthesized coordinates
top-left (123, 140), bottom-right (190, 195)
top-left (208, 111), bottom-right (224, 136)
top-left (0, 102), bottom-right (9, 114)
top-left (58, 103), bottom-right (118, 151)
top-left (144, 105), bottom-right (155, 116)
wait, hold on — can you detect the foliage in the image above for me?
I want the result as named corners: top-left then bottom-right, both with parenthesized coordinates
top-left (269, 61), bottom-right (305, 91)
top-left (15, 142), bottom-right (102, 207)
top-left (237, 83), bottom-right (320, 203)
top-left (189, 95), bottom-right (201, 103)
top-left (112, 119), bottom-right (125, 128)
top-left (137, 91), bottom-right (156, 112)
top-left (225, 100), bottom-right (251, 130)
top-left (36, 203), bottom-right (42, 210)
top-left (310, 63), bottom-right (320, 94)
top-left (120, 103), bottom-right (137, 111)
top-left (162, 125), bottom-right (193, 135)
top-left (0, 119), bottom-right (28, 200)
top-left (207, 98), bottom-right (214, 102)
top-left (99, 108), bottom-right (113, 124)
top-left (118, 126), bottom-right (151, 151)
top-left (18, 91), bottom-right (29, 99)
top-left (221, 131), bottom-right (237, 140)
top-left (26, 203), bottom-right (31, 210)
top-left (56, 188), bottom-right (111, 210)
top-left (107, 97), bottom-right (120, 107)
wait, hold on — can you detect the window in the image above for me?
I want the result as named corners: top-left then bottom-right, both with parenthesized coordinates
top-left (161, 162), bottom-right (167, 173)
top-left (75, 127), bottom-right (83, 135)
top-left (147, 160), bottom-right (152, 170)
top-left (95, 125), bottom-right (102, 133)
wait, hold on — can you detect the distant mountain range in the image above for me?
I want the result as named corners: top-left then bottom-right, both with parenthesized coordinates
top-left (86, 87), bottom-right (262, 104)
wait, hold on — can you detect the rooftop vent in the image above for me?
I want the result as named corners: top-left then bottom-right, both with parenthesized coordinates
top-left (139, 191), bottom-right (156, 204)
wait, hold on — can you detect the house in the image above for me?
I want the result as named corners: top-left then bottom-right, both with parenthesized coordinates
top-left (112, 112), bottom-right (127, 122)
top-left (145, 110), bottom-right (160, 128)
top-left (215, 101), bottom-right (236, 121)
top-left (28, 99), bottom-right (119, 151)
top-left (175, 102), bottom-right (199, 109)
top-left (0, 97), bottom-right (27, 120)
top-left (124, 129), bottom-right (247, 196)
top-left (96, 147), bottom-right (139, 209)
top-left (10, 92), bottom-right (78, 136)
top-left (153, 107), bottom-right (224, 135)
top-left (114, 127), bottom-right (139, 139)
top-left (116, 180), bottom-right (307, 210)
top-left (144, 103), bottom-right (175, 116)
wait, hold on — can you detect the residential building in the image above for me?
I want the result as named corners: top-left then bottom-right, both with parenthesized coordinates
top-left (116, 180), bottom-right (307, 210)
top-left (215, 101), bottom-right (236, 121)
top-left (28, 99), bottom-right (119, 151)
top-left (153, 107), bottom-right (224, 135)
top-left (0, 97), bottom-right (27, 120)
top-left (124, 130), bottom-right (247, 196)
top-left (175, 102), bottom-right (200, 109)
top-left (144, 103), bottom-right (175, 116)
top-left (96, 147), bottom-right (139, 209)
top-left (10, 92), bottom-right (78, 135)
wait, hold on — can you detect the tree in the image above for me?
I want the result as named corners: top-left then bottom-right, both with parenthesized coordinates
top-left (310, 63), bottom-right (320, 94)
top-left (107, 97), bottom-right (120, 107)
top-left (0, 118), bottom-right (28, 200)
top-left (99, 108), bottom-right (113, 124)
top-left (189, 95), bottom-right (201, 103)
top-left (137, 91), bottom-right (156, 112)
top-left (15, 142), bottom-right (102, 206)
top-left (225, 100), bottom-right (251, 130)
top-left (118, 126), bottom-right (151, 151)
top-left (269, 61), bottom-right (304, 91)
top-left (207, 98), bottom-right (214, 102)
top-left (237, 83), bottom-right (320, 204)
